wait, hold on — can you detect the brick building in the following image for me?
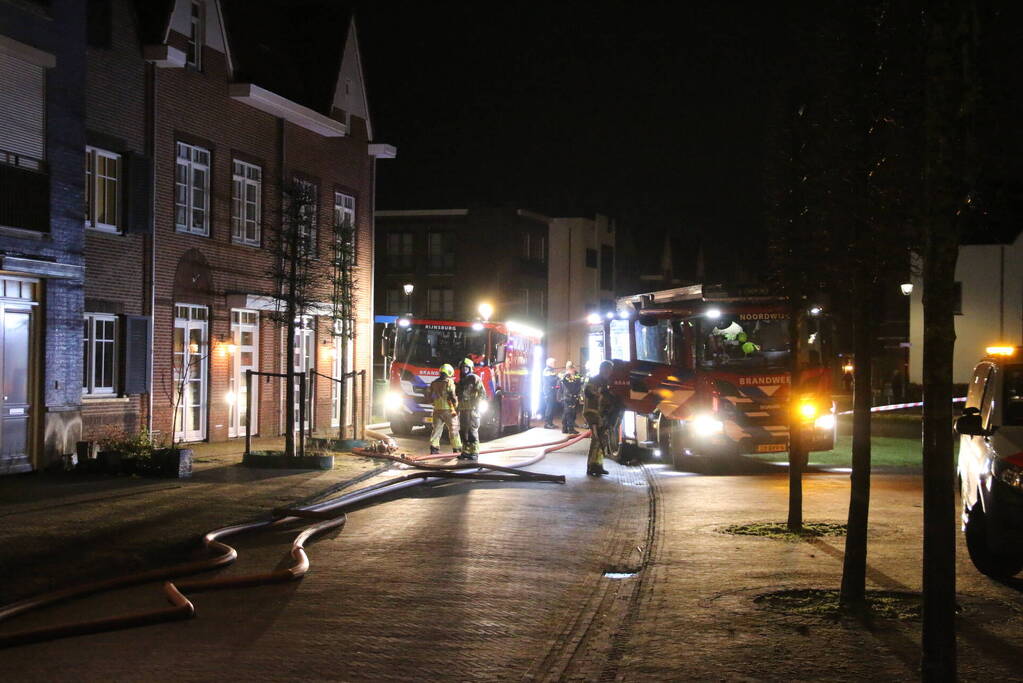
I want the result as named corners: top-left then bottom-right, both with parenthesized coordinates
top-left (0, 0), bottom-right (87, 473)
top-left (0, 0), bottom-right (392, 473)
top-left (374, 208), bottom-right (550, 326)
top-left (133, 0), bottom-right (391, 446)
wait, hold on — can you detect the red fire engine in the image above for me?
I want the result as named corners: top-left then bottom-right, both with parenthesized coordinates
top-left (588, 285), bottom-right (836, 468)
top-left (379, 316), bottom-right (544, 440)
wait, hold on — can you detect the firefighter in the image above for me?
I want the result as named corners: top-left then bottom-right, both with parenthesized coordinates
top-left (542, 357), bottom-right (560, 428)
top-left (559, 361), bottom-right (583, 435)
top-left (456, 357), bottom-right (486, 461)
top-left (427, 363), bottom-right (462, 455)
top-left (582, 360), bottom-right (617, 476)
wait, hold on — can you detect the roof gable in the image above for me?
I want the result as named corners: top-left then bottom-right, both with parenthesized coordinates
top-left (331, 17), bottom-right (372, 139)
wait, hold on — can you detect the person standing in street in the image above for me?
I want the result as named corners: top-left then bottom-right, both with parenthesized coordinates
top-left (582, 360), bottom-right (617, 476)
top-left (559, 361), bottom-right (583, 435)
top-left (456, 358), bottom-right (486, 461)
top-left (542, 357), bottom-right (560, 428)
top-left (427, 364), bottom-right (462, 455)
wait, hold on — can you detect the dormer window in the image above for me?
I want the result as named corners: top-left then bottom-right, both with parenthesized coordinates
top-left (187, 0), bottom-right (204, 70)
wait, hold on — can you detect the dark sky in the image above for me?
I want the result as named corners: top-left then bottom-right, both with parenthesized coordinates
top-left (355, 2), bottom-right (800, 242)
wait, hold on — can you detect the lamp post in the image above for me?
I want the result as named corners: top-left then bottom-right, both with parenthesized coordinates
top-left (403, 283), bottom-right (414, 314)
top-left (478, 302), bottom-right (493, 322)
top-left (900, 283), bottom-right (913, 296)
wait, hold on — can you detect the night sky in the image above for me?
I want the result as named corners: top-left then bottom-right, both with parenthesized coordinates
top-left (355, 2), bottom-right (1023, 278)
top-left (355, 2), bottom-right (802, 247)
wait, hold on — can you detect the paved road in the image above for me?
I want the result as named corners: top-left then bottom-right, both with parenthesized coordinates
top-left (4, 428), bottom-right (1023, 680)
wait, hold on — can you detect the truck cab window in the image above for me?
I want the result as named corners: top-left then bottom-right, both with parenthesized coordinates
top-left (1004, 366), bottom-right (1023, 426)
top-left (701, 315), bottom-right (790, 370)
top-left (635, 318), bottom-right (670, 363)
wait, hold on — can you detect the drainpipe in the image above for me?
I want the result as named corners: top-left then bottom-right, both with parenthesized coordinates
top-left (145, 63), bottom-right (157, 433)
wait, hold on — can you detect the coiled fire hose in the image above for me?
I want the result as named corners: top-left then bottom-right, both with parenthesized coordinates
top-left (0, 430), bottom-right (589, 648)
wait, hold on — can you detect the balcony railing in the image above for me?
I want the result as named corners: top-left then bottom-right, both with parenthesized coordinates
top-left (0, 150), bottom-right (49, 233)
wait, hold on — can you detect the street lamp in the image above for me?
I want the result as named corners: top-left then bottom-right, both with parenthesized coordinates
top-left (478, 302), bottom-right (493, 321)
top-left (403, 283), bottom-right (414, 314)
top-left (900, 283), bottom-right (913, 296)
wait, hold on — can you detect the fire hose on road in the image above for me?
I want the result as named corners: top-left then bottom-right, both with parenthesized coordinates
top-left (0, 429), bottom-right (589, 649)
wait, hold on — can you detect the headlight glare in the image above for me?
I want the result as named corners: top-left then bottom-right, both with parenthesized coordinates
top-left (814, 413), bottom-right (836, 430)
top-left (691, 414), bottom-right (724, 437)
top-left (384, 392), bottom-right (404, 410)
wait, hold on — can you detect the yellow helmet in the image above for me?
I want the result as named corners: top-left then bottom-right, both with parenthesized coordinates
top-left (439, 363), bottom-right (454, 376)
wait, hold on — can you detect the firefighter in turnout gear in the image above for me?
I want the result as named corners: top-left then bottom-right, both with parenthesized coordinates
top-left (583, 360), bottom-right (617, 476)
top-left (427, 363), bottom-right (462, 455)
top-left (559, 361), bottom-right (583, 435)
top-left (542, 358), bottom-right (560, 428)
top-left (456, 358), bottom-right (486, 460)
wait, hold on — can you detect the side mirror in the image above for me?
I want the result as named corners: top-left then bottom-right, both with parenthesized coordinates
top-left (954, 407), bottom-right (991, 437)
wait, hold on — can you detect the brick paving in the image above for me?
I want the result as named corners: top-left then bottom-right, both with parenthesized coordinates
top-left (4, 430), bottom-right (1023, 680)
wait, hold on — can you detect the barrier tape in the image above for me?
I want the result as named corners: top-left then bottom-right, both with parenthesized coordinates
top-left (836, 397), bottom-right (966, 416)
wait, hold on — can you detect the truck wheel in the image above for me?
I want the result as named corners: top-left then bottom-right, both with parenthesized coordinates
top-left (389, 418), bottom-right (413, 437)
top-left (480, 400), bottom-right (502, 442)
top-left (660, 419), bottom-right (688, 471)
top-left (964, 502), bottom-right (1023, 578)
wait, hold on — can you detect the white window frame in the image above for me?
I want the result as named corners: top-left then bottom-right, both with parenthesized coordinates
top-left (175, 142), bottom-right (210, 236)
top-left (333, 191), bottom-right (356, 265)
top-left (229, 309), bottom-right (259, 437)
top-left (173, 303), bottom-right (208, 442)
top-left (188, 0), bottom-right (204, 70)
top-left (232, 160), bottom-right (262, 246)
top-left (85, 147), bottom-right (121, 233)
top-left (83, 313), bottom-right (118, 396)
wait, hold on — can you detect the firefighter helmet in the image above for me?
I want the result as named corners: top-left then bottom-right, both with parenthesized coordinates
top-left (598, 360), bottom-right (614, 376)
top-left (439, 363), bottom-right (454, 376)
top-left (461, 358), bottom-right (474, 370)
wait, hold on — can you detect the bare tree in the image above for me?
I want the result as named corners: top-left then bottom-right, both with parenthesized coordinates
top-left (266, 179), bottom-right (325, 457)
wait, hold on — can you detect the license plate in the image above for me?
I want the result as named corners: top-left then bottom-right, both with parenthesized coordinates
top-left (756, 443), bottom-right (787, 453)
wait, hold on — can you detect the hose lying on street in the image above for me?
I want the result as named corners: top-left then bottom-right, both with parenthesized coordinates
top-left (0, 429), bottom-right (587, 649)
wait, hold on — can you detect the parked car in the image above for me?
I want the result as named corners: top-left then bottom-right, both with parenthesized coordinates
top-left (956, 345), bottom-right (1023, 577)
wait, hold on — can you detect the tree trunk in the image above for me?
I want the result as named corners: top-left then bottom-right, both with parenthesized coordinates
top-left (841, 282), bottom-right (874, 605)
top-left (921, 1), bottom-right (968, 678)
top-left (921, 231), bottom-right (958, 681)
top-left (787, 303), bottom-right (805, 531)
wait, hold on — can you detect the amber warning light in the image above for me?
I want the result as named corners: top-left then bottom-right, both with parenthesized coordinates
top-left (986, 346), bottom-right (1016, 357)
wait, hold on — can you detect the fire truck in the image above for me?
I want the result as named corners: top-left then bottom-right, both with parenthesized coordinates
top-left (588, 285), bottom-right (836, 469)
top-left (379, 316), bottom-right (544, 440)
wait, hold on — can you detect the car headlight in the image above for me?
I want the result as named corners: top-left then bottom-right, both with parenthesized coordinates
top-left (814, 413), bottom-right (836, 431)
top-left (690, 414), bottom-right (724, 437)
top-left (479, 400), bottom-right (489, 415)
top-left (996, 460), bottom-right (1023, 490)
top-left (384, 392), bottom-right (404, 411)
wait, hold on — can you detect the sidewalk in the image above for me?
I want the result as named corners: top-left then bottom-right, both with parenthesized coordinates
top-left (0, 437), bottom-right (386, 605)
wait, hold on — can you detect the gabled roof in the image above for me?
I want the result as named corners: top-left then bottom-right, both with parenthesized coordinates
top-left (220, 0), bottom-right (354, 115)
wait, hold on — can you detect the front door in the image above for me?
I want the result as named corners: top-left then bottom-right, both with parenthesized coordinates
top-left (0, 288), bottom-right (35, 472)
top-left (228, 309), bottom-right (258, 437)
top-left (173, 304), bottom-right (208, 442)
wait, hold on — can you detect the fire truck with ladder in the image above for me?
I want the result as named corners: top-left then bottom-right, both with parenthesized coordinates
top-left (379, 316), bottom-right (543, 441)
top-left (588, 284), bottom-right (837, 469)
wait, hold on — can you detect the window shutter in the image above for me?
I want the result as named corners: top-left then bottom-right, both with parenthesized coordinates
top-left (0, 53), bottom-right (45, 162)
top-left (122, 152), bottom-right (153, 233)
top-left (123, 315), bottom-right (151, 394)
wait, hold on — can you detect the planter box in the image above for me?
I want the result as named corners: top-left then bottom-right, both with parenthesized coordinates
top-left (97, 450), bottom-right (122, 474)
top-left (242, 451), bottom-right (334, 470)
top-left (307, 437), bottom-right (367, 452)
top-left (156, 448), bottom-right (192, 478)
